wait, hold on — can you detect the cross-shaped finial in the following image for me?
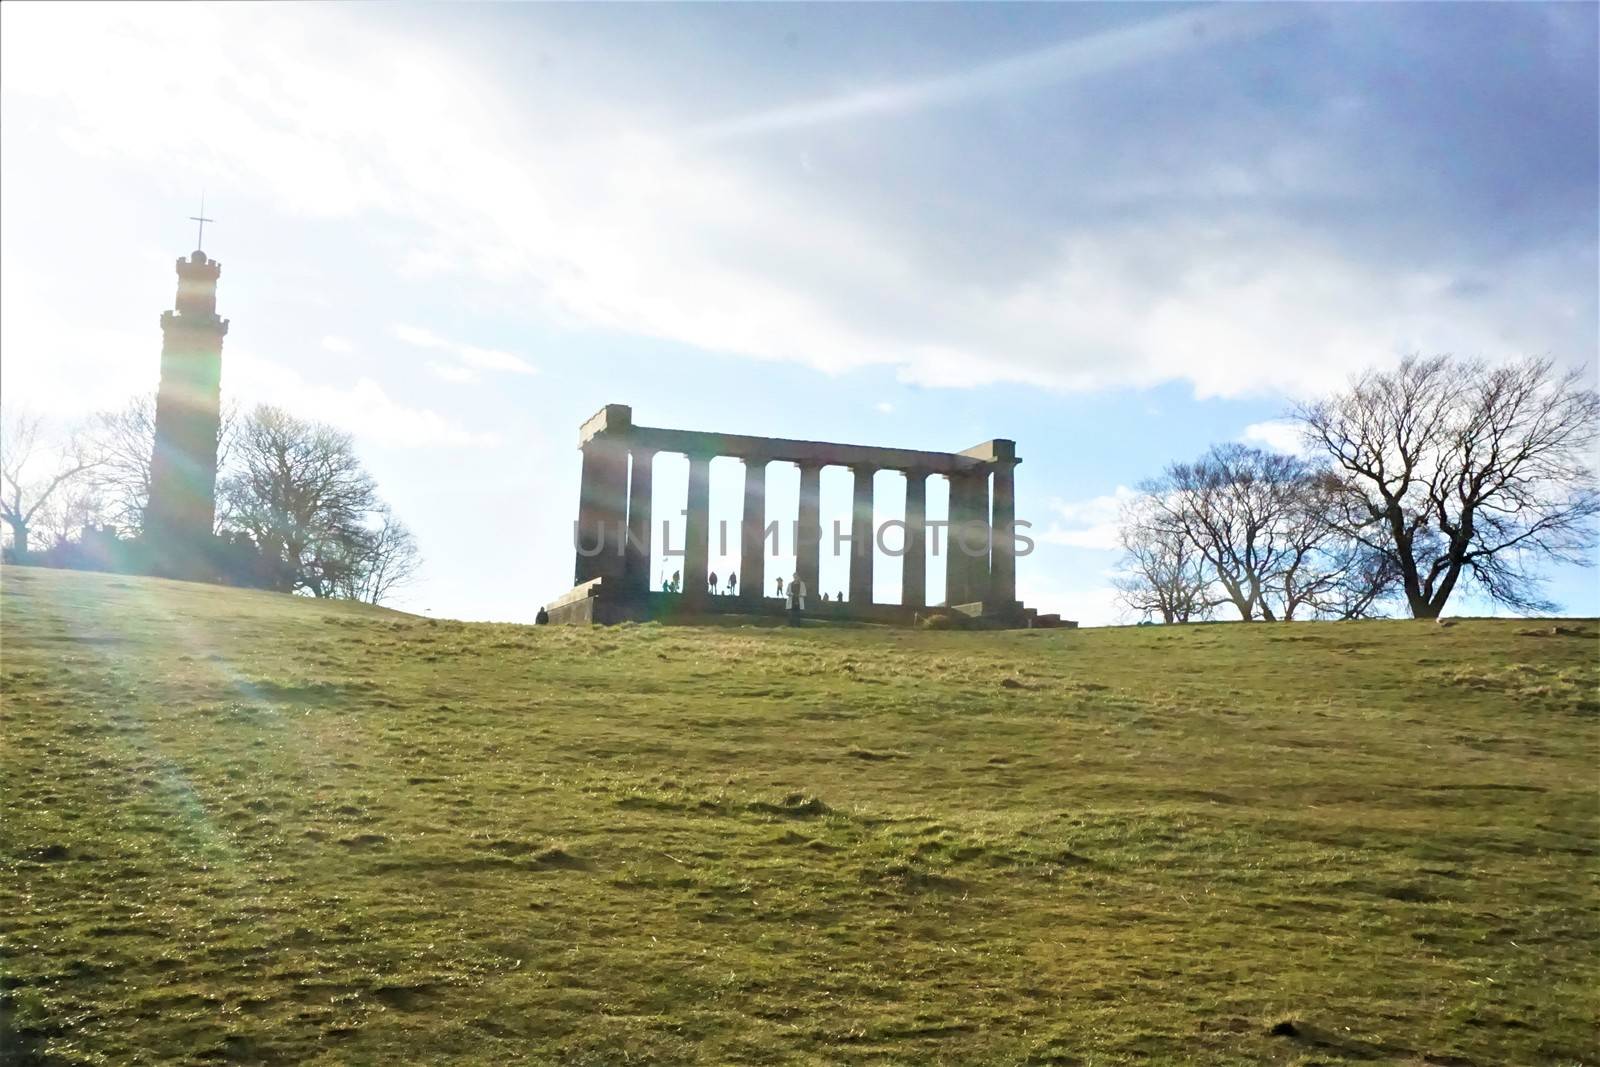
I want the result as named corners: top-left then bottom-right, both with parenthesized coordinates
top-left (189, 193), bottom-right (214, 250)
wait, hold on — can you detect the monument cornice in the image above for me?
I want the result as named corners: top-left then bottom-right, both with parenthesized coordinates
top-left (618, 425), bottom-right (990, 475)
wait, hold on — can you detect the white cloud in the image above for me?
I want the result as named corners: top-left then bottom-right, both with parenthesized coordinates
top-left (691, 7), bottom-right (1296, 143)
top-left (392, 324), bottom-right (446, 349)
top-left (427, 361), bottom-right (479, 385)
top-left (1015, 568), bottom-right (1123, 628)
top-left (458, 344), bottom-right (535, 375)
top-left (392, 323), bottom-right (535, 376)
top-left (321, 335), bottom-right (354, 353)
top-left (0, 258), bottom-right (151, 412)
top-left (875, 401), bottom-right (895, 414)
top-left (228, 350), bottom-right (499, 448)
top-left (1240, 418), bottom-right (1306, 455)
top-left (1035, 486), bottom-right (1137, 551)
top-left (1, 4), bottom-right (1590, 404)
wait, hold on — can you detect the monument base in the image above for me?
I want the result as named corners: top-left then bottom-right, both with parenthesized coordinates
top-left (542, 578), bottom-right (1075, 629)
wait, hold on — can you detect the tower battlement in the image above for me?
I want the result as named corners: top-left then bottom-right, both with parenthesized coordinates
top-left (176, 249), bottom-right (221, 277)
top-left (174, 250), bottom-right (222, 317)
top-left (160, 308), bottom-right (230, 334)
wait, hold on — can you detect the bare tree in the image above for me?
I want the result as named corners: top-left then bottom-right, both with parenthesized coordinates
top-left (332, 507), bottom-right (422, 604)
top-left (1151, 445), bottom-right (1306, 620)
top-left (89, 394), bottom-right (157, 534)
top-left (0, 406), bottom-right (103, 556)
top-left (1113, 494), bottom-right (1216, 623)
top-left (1135, 445), bottom-right (1392, 622)
top-left (32, 479), bottom-right (111, 551)
top-left (1296, 355), bottom-right (1599, 618)
top-left (1271, 471), bottom-right (1397, 620)
top-left (219, 405), bottom-right (420, 602)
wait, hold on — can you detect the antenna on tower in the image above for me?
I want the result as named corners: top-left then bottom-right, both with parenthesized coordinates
top-left (189, 193), bottom-right (214, 251)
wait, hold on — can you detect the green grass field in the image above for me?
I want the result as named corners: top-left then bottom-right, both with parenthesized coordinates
top-left (2, 565), bottom-right (1596, 1066)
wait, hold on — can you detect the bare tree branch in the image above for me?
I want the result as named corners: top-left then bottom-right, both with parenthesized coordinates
top-left (1, 405), bottom-right (105, 555)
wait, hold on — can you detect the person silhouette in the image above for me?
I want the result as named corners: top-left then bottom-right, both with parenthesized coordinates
top-left (728, 572), bottom-right (738, 596)
top-left (709, 570), bottom-right (718, 595)
top-left (821, 593), bottom-right (829, 603)
top-left (837, 590), bottom-right (844, 603)
top-left (535, 606), bottom-right (550, 624)
top-left (775, 576), bottom-right (784, 597)
top-left (671, 569), bottom-right (681, 593)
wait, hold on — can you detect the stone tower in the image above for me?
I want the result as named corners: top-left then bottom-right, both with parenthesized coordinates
top-left (145, 249), bottom-right (229, 557)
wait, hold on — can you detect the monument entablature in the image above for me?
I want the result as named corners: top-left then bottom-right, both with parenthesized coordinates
top-left (580, 403), bottom-right (992, 476)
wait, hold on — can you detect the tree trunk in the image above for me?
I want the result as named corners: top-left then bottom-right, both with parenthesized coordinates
top-left (1426, 564), bottom-right (1464, 619)
top-left (1391, 530), bottom-right (1440, 620)
top-left (5, 518), bottom-right (27, 557)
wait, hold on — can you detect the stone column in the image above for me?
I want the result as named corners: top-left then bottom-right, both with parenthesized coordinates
top-left (625, 447), bottom-right (655, 594)
top-left (684, 453), bottom-right (711, 605)
top-left (963, 468), bottom-right (993, 607)
top-left (902, 470), bottom-right (927, 609)
top-left (943, 471), bottom-right (970, 606)
top-left (574, 436), bottom-right (629, 587)
top-left (849, 466), bottom-right (875, 604)
top-left (989, 459), bottom-right (1018, 606)
top-left (740, 457), bottom-right (768, 603)
top-left (796, 461), bottom-right (822, 600)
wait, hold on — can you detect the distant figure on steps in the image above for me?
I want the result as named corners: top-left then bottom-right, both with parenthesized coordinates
top-left (708, 570), bottom-right (718, 595)
top-left (727, 572), bottom-right (738, 596)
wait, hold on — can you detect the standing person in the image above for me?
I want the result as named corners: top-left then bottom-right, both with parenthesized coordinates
top-left (792, 574), bottom-right (807, 611)
top-left (671, 569), bottom-right (681, 593)
top-left (775, 576), bottom-right (784, 598)
top-left (728, 572), bottom-right (738, 596)
top-left (837, 590), bottom-right (844, 603)
top-left (708, 570), bottom-right (718, 595)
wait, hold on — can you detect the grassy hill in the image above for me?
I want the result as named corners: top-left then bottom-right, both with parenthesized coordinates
top-left (1, 565), bottom-right (1596, 1066)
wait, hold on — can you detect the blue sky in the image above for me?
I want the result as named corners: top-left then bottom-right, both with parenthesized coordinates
top-left (2, 2), bottom-right (1595, 623)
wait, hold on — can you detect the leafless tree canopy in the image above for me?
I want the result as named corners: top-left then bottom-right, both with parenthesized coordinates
top-left (1296, 355), bottom-right (1599, 618)
top-left (0, 406), bottom-right (104, 555)
top-left (1113, 494), bottom-right (1216, 624)
top-left (331, 507), bottom-right (423, 604)
top-left (89, 395), bottom-right (158, 534)
top-left (219, 405), bottom-right (420, 602)
top-left (1121, 444), bottom-right (1391, 622)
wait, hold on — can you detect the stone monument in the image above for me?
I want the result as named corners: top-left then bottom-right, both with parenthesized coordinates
top-left (145, 247), bottom-right (228, 572)
top-left (544, 404), bottom-right (1071, 627)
